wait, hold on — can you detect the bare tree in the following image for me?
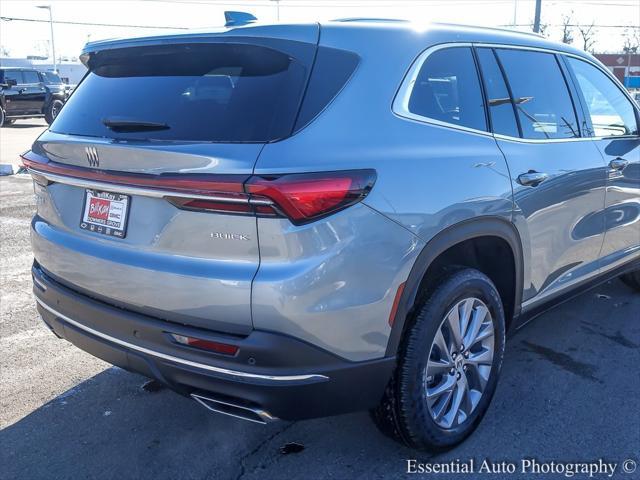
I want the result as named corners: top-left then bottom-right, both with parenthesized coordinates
top-left (0, 45), bottom-right (10, 57)
top-left (530, 19), bottom-right (549, 37)
top-left (561, 12), bottom-right (574, 45)
top-left (538, 21), bottom-right (549, 38)
top-left (622, 28), bottom-right (640, 54)
top-left (577, 23), bottom-right (596, 53)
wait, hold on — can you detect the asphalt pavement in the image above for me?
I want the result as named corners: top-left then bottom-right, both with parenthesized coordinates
top-left (0, 119), bottom-right (48, 171)
top-left (0, 122), bottom-right (638, 479)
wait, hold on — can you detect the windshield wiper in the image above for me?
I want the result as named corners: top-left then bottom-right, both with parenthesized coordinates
top-left (102, 117), bottom-right (170, 133)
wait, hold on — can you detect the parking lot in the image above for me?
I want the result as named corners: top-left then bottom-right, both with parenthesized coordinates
top-left (0, 122), bottom-right (639, 479)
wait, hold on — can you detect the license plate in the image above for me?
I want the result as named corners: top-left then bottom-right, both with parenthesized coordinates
top-left (80, 189), bottom-right (130, 238)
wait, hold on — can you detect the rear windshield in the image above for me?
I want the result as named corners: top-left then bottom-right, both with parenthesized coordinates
top-left (51, 42), bottom-right (313, 142)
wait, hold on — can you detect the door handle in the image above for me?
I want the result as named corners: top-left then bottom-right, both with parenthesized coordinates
top-left (609, 157), bottom-right (629, 170)
top-left (517, 171), bottom-right (549, 187)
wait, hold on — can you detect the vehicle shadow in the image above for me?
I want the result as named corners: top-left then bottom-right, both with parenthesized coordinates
top-left (4, 123), bottom-right (47, 129)
top-left (2, 280), bottom-right (639, 480)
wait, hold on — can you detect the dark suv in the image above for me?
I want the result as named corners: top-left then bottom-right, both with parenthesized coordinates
top-left (0, 67), bottom-right (68, 127)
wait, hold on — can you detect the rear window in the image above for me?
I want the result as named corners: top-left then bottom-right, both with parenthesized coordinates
top-left (51, 42), bottom-right (315, 142)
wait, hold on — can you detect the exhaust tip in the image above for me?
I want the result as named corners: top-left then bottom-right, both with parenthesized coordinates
top-left (191, 393), bottom-right (278, 424)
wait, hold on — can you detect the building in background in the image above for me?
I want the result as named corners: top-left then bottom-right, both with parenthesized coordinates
top-left (594, 53), bottom-right (640, 90)
top-left (0, 57), bottom-right (86, 85)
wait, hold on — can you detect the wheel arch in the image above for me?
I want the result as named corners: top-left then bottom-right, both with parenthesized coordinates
top-left (385, 216), bottom-right (524, 356)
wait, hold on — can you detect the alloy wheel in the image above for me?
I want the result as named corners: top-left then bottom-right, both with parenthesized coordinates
top-left (424, 297), bottom-right (495, 429)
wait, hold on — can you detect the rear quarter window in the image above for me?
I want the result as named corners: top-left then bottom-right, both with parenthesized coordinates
top-left (396, 46), bottom-right (487, 132)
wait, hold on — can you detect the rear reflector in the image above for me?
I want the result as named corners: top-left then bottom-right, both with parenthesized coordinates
top-left (388, 282), bottom-right (406, 327)
top-left (170, 333), bottom-right (239, 356)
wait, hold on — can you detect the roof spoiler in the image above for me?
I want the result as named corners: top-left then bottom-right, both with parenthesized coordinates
top-left (224, 11), bottom-right (257, 27)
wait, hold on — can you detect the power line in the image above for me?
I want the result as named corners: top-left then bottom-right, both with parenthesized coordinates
top-left (505, 23), bottom-right (640, 28)
top-left (0, 16), bottom-right (188, 30)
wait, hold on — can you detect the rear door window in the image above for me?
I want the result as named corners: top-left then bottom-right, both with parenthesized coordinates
top-left (22, 70), bottom-right (41, 84)
top-left (476, 48), bottom-right (520, 138)
top-left (51, 42), bottom-right (315, 142)
top-left (567, 57), bottom-right (638, 137)
top-left (496, 49), bottom-right (580, 140)
top-left (403, 47), bottom-right (487, 132)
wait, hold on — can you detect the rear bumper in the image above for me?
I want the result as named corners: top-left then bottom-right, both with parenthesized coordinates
top-left (32, 264), bottom-right (395, 421)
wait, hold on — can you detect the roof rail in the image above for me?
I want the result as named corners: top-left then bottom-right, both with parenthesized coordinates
top-left (224, 11), bottom-right (257, 27)
top-left (332, 18), bottom-right (408, 23)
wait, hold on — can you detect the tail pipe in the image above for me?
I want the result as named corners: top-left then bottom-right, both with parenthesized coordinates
top-left (191, 393), bottom-right (278, 425)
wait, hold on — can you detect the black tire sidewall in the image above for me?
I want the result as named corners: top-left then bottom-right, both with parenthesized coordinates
top-left (46, 99), bottom-right (63, 124)
top-left (399, 269), bottom-right (506, 449)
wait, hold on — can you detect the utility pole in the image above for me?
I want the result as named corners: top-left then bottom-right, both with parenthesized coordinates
top-left (533, 0), bottom-right (542, 33)
top-left (512, 0), bottom-right (518, 26)
top-left (271, 0), bottom-right (280, 21)
top-left (37, 5), bottom-right (56, 73)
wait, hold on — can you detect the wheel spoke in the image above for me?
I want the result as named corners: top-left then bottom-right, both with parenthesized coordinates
top-left (466, 362), bottom-right (490, 391)
top-left (446, 307), bottom-right (463, 349)
top-left (433, 329), bottom-right (453, 362)
top-left (445, 380), bottom-right (466, 427)
top-left (467, 348), bottom-right (493, 366)
top-left (463, 305), bottom-right (488, 347)
top-left (473, 322), bottom-right (494, 345)
top-left (427, 358), bottom-right (454, 376)
top-left (426, 374), bottom-right (456, 399)
top-left (431, 388), bottom-right (454, 422)
top-left (458, 298), bottom-right (475, 343)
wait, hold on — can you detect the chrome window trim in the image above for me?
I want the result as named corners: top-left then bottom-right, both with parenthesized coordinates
top-left (393, 41), bottom-right (640, 143)
top-left (35, 297), bottom-right (329, 383)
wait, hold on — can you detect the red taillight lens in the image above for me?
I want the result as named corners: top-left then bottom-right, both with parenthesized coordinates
top-left (170, 333), bottom-right (239, 356)
top-left (23, 151), bottom-right (376, 224)
top-left (246, 170), bottom-right (376, 224)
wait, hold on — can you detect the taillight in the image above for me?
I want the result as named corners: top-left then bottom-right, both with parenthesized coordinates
top-left (245, 170), bottom-right (376, 225)
top-left (22, 152), bottom-right (376, 225)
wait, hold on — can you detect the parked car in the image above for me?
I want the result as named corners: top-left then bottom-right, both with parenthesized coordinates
top-left (24, 19), bottom-right (640, 451)
top-left (0, 67), bottom-right (68, 126)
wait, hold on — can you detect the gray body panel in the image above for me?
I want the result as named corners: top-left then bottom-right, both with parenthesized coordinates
top-left (499, 138), bottom-right (608, 302)
top-left (597, 137), bottom-right (640, 270)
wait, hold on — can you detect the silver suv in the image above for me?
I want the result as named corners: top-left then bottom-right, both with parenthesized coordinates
top-left (26, 19), bottom-right (640, 451)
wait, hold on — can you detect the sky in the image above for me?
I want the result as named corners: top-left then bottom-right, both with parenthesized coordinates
top-left (1, 0), bottom-right (639, 60)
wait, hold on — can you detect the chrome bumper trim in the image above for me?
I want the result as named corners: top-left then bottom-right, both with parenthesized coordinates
top-left (35, 297), bottom-right (328, 383)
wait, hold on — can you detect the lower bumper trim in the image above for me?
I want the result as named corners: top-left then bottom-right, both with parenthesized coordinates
top-left (35, 297), bottom-right (328, 384)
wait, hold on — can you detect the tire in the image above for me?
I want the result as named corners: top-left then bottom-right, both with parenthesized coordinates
top-left (4, 119), bottom-right (15, 126)
top-left (620, 270), bottom-right (640, 292)
top-left (0, 108), bottom-right (5, 127)
top-left (371, 268), bottom-right (506, 451)
top-left (45, 99), bottom-right (64, 124)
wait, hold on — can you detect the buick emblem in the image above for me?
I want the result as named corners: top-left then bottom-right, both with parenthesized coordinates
top-left (85, 146), bottom-right (100, 167)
